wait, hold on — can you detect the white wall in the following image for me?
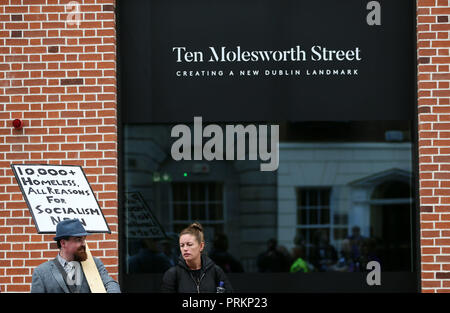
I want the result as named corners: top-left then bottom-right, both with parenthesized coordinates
top-left (277, 142), bottom-right (413, 251)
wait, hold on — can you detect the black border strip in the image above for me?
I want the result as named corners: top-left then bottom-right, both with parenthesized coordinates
top-left (411, 0), bottom-right (421, 293)
top-left (115, 0), bottom-right (125, 290)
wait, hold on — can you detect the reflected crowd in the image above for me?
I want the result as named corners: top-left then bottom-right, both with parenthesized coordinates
top-left (128, 225), bottom-right (387, 274)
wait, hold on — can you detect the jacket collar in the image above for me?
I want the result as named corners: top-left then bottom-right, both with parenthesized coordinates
top-left (50, 258), bottom-right (70, 293)
top-left (177, 253), bottom-right (214, 272)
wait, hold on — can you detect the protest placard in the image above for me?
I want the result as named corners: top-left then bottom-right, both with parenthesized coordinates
top-left (11, 164), bottom-right (110, 234)
top-left (125, 192), bottom-right (166, 239)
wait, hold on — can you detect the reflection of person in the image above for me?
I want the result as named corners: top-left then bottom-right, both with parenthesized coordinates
top-left (161, 222), bottom-right (233, 293)
top-left (209, 233), bottom-right (244, 273)
top-left (160, 233), bottom-right (180, 267)
top-left (290, 244), bottom-right (314, 273)
top-left (348, 226), bottom-right (366, 260)
top-left (128, 238), bottom-right (172, 273)
top-left (31, 219), bottom-right (121, 293)
top-left (359, 238), bottom-right (381, 269)
top-left (257, 238), bottom-right (290, 272)
top-left (329, 239), bottom-right (358, 272)
top-left (311, 230), bottom-right (337, 272)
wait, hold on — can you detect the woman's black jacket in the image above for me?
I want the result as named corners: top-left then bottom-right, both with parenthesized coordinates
top-left (161, 254), bottom-right (233, 293)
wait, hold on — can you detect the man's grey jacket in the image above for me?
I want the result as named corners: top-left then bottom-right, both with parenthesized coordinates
top-left (31, 256), bottom-right (121, 293)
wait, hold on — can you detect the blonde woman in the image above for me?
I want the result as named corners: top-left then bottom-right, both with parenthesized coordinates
top-left (161, 222), bottom-right (233, 293)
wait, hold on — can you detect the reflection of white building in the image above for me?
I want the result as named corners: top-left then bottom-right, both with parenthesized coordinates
top-left (125, 124), bottom-right (414, 272)
top-left (277, 143), bottom-right (413, 270)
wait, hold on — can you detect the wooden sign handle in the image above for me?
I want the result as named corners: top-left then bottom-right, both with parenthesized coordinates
top-left (80, 242), bottom-right (107, 293)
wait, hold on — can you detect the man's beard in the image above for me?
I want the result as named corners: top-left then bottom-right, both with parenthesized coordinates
top-left (73, 245), bottom-right (88, 262)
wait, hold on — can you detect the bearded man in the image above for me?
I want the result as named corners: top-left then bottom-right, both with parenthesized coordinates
top-left (31, 219), bottom-right (120, 293)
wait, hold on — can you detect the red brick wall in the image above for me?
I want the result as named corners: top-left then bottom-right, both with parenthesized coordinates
top-left (417, 0), bottom-right (450, 293)
top-left (0, 0), bottom-right (118, 292)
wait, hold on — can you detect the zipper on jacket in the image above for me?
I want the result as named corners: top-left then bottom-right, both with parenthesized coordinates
top-left (190, 272), bottom-right (206, 293)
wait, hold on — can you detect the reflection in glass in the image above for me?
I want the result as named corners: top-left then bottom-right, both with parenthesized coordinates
top-left (123, 121), bottom-right (416, 279)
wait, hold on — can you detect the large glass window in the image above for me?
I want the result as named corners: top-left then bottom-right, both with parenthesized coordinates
top-left (119, 0), bottom-right (417, 292)
top-left (171, 182), bottom-right (225, 234)
top-left (121, 121), bottom-right (418, 291)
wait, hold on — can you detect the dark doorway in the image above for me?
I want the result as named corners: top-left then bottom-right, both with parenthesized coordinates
top-left (370, 181), bottom-right (413, 271)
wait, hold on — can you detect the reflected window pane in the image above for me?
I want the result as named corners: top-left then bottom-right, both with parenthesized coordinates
top-left (309, 209), bottom-right (318, 225)
top-left (171, 181), bottom-right (224, 228)
top-left (334, 213), bottom-right (348, 225)
top-left (208, 182), bottom-right (223, 201)
top-left (320, 209), bottom-right (330, 224)
top-left (297, 208), bottom-right (307, 225)
top-left (334, 228), bottom-right (348, 240)
top-left (308, 190), bottom-right (318, 206)
top-left (174, 223), bottom-right (189, 234)
top-left (173, 203), bottom-right (188, 220)
top-left (209, 203), bottom-right (223, 220)
top-left (191, 203), bottom-right (206, 220)
top-left (191, 182), bottom-right (205, 202)
top-left (124, 121), bottom-right (417, 284)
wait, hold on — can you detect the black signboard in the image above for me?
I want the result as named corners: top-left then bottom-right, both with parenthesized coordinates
top-left (120, 0), bottom-right (415, 123)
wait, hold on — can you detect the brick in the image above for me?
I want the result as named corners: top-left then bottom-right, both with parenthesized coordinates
top-left (103, 5), bottom-right (115, 11)
top-left (6, 251), bottom-right (29, 258)
top-left (6, 268), bottom-right (29, 276)
top-left (61, 144), bottom-right (84, 151)
top-left (422, 280), bottom-right (441, 288)
top-left (6, 285), bottom-right (30, 292)
top-left (437, 256), bottom-right (450, 263)
top-left (436, 222), bottom-right (450, 229)
top-left (60, 78), bottom-right (83, 85)
top-left (436, 272), bottom-right (450, 279)
top-left (418, 0), bottom-right (436, 6)
top-left (6, 88), bottom-right (28, 95)
top-left (24, 243), bottom-right (48, 250)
